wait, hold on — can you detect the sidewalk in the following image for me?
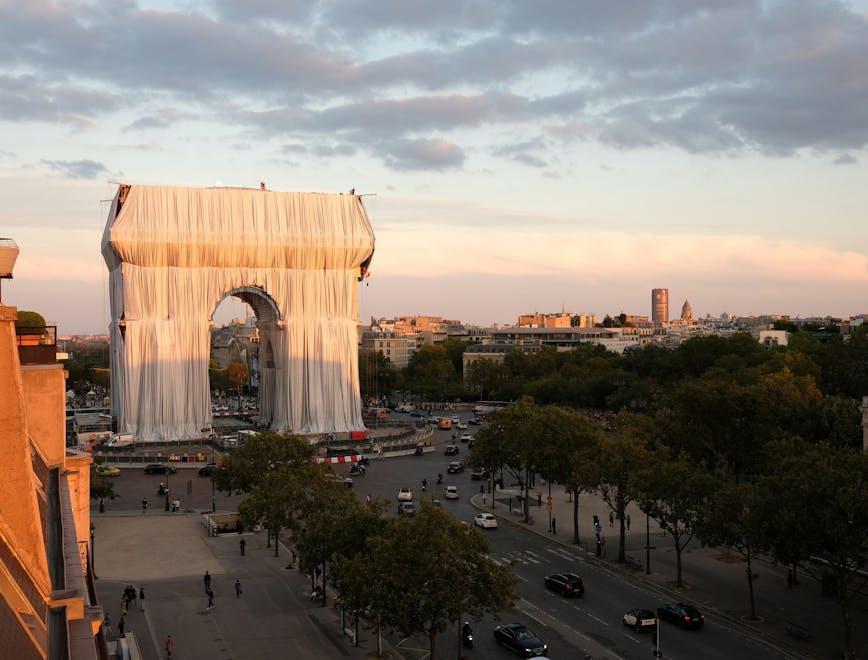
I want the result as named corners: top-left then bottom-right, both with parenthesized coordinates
top-left (472, 485), bottom-right (868, 659)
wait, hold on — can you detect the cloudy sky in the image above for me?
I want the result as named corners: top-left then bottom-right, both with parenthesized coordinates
top-left (2, 0), bottom-right (867, 333)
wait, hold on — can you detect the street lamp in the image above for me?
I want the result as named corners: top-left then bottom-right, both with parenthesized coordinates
top-left (90, 523), bottom-right (97, 579)
top-left (165, 469), bottom-right (171, 511)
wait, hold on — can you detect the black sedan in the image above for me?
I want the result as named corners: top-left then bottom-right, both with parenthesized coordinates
top-left (657, 602), bottom-right (704, 629)
top-left (198, 464), bottom-right (217, 477)
top-left (494, 623), bottom-right (547, 657)
top-left (447, 461), bottom-right (465, 473)
top-left (544, 572), bottom-right (584, 597)
top-left (144, 463), bottom-right (176, 475)
top-left (444, 445), bottom-right (459, 456)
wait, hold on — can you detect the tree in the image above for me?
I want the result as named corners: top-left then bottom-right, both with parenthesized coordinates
top-left (534, 407), bottom-right (602, 545)
top-left (589, 413), bottom-right (654, 563)
top-left (346, 503), bottom-right (517, 659)
top-left (358, 350), bottom-right (398, 397)
top-left (470, 397), bottom-right (542, 522)
top-left (696, 480), bottom-right (768, 620)
top-left (212, 431), bottom-right (318, 555)
top-left (15, 310), bottom-right (46, 329)
top-left (466, 358), bottom-right (509, 399)
top-left (296, 479), bottom-right (385, 608)
top-left (635, 451), bottom-right (713, 587)
top-left (226, 361), bottom-right (249, 389)
top-left (757, 441), bottom-right (868, 657)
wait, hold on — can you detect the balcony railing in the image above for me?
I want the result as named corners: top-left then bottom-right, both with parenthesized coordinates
top-left (16, 325), bottom-right (58, 365)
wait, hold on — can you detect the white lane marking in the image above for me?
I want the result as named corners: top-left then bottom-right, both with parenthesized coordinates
top-left (621, 632), bottom-right (641, 644)
top-left (490, 557), bottom-right (502, 565)
top-left (571, 604), bottom-right (610, 626)
top-left (524, 556), bottom-right (541, 564)
top-left (518, 607), bottom-right (548, 627)
top-left (525, 550), bottom-right (543, 558)
top-left (514, 573), bottom-right (528, 582)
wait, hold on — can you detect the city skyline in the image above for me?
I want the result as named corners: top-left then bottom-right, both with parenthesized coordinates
top-left (2, 0), bottom-right (868, 332)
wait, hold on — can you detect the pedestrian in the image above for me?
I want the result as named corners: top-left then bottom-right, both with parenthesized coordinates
top-left (552, 517), bottom-right (557, 535)
top-left (240, 538), bottom-right (246, 556)
top-left (203, 570), bottom-right (212, 593)
top-left (104, 613), bottom-right (112, 631)
top-left (314, 565), bottom-right (321, 585)
top-left (120, 596), bottom-right (127, 615)
top-left (235, 579), bottom-right (242, 598)
top-left (291, 549), bottom-right (297, 566)
top-left (609, 511), bottom-right (614, 527)
top-left (117, 614), bottom-right (125, 638)
top-left (479, 484), bottom-right (484, 494)
top-left (365, 493), bottom-right (371, 506)
top-left (538, 493), bottom-right (542, 507)
top-left (138, 586), bottom-right (145, 611)
top-left (141, 498), bottom-right (148, 513)
top-left (165, 634), bottom-right (175, 658)
top-left (626, 514), bottom-right (631, 531)
top-left (207, 587), bottom-right (214, 609)
top-left (99, 497), bottom-right (105, 513)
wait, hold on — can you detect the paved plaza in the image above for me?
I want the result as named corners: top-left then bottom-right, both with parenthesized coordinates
top-left (92, 513), bottom-right (376, 660)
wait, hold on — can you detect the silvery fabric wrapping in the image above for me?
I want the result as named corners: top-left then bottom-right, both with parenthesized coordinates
top-left (101, 185), bottom-right (375, 442)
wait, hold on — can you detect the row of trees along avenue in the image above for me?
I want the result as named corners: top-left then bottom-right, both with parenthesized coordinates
top-left (467, 397), bottom-right (868, 658)
top-left (212, 431), bottom-right (518, 658)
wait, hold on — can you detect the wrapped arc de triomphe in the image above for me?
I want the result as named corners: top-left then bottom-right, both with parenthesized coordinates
top-left (101, 184), bottom-right (375, 443)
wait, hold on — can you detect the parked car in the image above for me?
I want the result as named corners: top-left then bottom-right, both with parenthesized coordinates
top-left (198, 463), bottom-right (217, 477)
top-left (623, 608), bottom-right (657, 632)
top-left (397, 487), bottom-right (413, 501)
top-left (330, 475), bottom-right (354, 488)
top-left (657, 603), bottom-right (704, 629)
top-left (444, 444), bottom-right (459, 456)
top-left (474, 513), bottom-right (498, 529)
top-left (398, 502), bottom-right (417, 516)
top-left (493, 623), bottom-right (547, 657)
top-left (470, 467), bottom-right (488, 480)
top-left (544, 573), bottom-right (584, 597)
top-left (444, 486), bottom-right (459, 500)
top-left (144, 463), bottom-right (176, 475)
top-left (447, 461), bottom-right (465, 473)
top-left (460, 433), bottom-right (473, 443)
top-left (96, 464), bottom-right (120, 477)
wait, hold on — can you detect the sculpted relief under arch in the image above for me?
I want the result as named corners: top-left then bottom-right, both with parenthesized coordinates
top-left (102, 184), bottom-right (375, 442)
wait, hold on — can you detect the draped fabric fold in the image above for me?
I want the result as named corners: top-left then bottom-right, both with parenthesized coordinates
top-left (102, 185), bottom-right (374, 442)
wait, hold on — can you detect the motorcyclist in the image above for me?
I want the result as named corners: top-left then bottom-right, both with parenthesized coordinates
top-left (437, 473), bottom-right (443, 484)
top-left (422, 478), bottom-right (427, 492)
top-left (462, 621), bottom-right (473, 639)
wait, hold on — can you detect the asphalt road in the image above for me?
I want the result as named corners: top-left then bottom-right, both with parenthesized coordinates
top-left (348, 426), bottom-right (798, 660)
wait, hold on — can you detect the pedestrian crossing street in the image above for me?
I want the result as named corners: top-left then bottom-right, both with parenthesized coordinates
top-left (491, 545), bottom-right (585, 567)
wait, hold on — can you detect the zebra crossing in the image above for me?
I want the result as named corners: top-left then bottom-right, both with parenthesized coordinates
top-left (492, 545), bottom-right (585, 567)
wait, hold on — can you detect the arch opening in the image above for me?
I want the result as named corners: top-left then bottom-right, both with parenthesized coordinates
top-left (208, 286), bottom-right (281, 437)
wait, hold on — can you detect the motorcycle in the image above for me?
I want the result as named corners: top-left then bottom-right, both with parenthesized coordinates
top-left (436, 473), bottom-right (443, 485)
top-left (461, 623), bottom-right (473, 649)
top-left (349, 463), bottom-right (366, 476)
